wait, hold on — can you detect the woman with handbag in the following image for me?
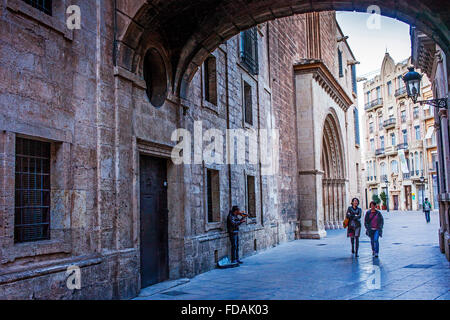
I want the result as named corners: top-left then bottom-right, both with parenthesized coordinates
top-left (364, 201), bottom-right (384, 258)
top-left (345, 198), bottom-right (362, 257)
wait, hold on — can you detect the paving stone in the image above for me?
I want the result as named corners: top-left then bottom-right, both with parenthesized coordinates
top-left (137, 211), bottom-right (449, 300)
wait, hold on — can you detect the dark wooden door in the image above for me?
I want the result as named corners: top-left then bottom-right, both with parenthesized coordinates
top-left (139, 155), bottom-right (168, 288)
top-left (405, 186), bottom-right (412, 210)
top-left (393, 195), bottom-right (399, 210)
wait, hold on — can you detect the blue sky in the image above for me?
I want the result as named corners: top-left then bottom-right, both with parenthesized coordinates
top-left (336, 11), bottom-right (411, 152)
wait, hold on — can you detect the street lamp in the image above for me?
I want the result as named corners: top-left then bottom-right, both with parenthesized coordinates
top-left (402, 67), bottom-right (448, 108)
top-left (420, 175), bottom-right (425, 210)
top-left (384, 176), bottom-right (389, 213)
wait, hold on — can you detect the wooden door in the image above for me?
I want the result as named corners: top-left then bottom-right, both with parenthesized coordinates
top-left (139, 155), bottom-right (168, 288)
top-left (393, 195), bottom-right (399, 210)
top-left (404, 186), bottom-right (412, 211)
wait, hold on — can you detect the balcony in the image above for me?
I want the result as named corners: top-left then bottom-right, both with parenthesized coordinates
top-left (385, 145), bottom-right (397, 156)
top-left (380, 174), bottom-right (388, 182)
top-left (383, 118), bottom-right (396, 129)
top-left (411, 170), bottom-right (426, 181)
top-left (395, 87), bottom-right (407, 98)
top-left (375, 148), bottom-right (385, 157)
top-left (396, 143), bottom-right (408, 151)
top-left (410, 140), bottom-right (423, 150)
top-left (367, 176), bottom-right (378, 186)
top-left (403, 172), bottom-right (410, 180)
top-left (365, 98), bottom-right (383, 111)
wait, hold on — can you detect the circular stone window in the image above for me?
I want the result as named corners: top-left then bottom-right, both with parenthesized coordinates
top-left (143, 48), bottom-right (168, 108)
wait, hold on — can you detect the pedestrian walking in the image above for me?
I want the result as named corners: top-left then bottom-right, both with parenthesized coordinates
top-left (345, 198), bottom-right (362, 257)
top-left (423, 198), bottom-right (432, 223)
top-left (364, 201), bottom-right (384, 258)
top-left (227, 206), bottom-right (246, 264)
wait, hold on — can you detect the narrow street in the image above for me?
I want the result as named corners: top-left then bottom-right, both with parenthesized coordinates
top-left (136, 211), bottom-right (449, 300)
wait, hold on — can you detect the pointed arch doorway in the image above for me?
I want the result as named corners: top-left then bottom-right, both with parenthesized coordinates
top-left (321, 114), bottom-right (346, 230)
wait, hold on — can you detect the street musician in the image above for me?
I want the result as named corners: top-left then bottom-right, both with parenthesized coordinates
top-left (227, 206), bottom-right (246, 264)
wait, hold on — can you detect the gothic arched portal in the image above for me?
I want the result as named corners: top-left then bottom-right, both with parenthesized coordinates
top-left (321, 113), bottom-right (346, 230)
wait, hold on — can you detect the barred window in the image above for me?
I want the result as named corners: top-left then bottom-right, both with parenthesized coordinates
top-left (15, 137), bottom-right (51, 243)
top-left (240, 27), bottom-right (258, 75)
top-left (22, 0), bottom-right (52, 15)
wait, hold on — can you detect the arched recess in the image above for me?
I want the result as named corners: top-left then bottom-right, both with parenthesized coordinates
top-left (321, 113), bottom-right (346, 229)
top-left (115, 0), bottom-right (449, 100)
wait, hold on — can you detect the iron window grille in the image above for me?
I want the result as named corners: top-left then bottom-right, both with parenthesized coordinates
top-left (240, 28), bottom-right (259, 75)
top-left (22, 0), bottom-right (52, 15)
top-left (15, 137), bottom-right (51, 243)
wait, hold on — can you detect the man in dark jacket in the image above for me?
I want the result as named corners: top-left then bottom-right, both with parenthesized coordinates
top-left (227, 206), bottom-right (246, 264)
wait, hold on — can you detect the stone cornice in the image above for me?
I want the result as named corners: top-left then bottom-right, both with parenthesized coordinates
top-left (294, 60), bottom-right (354, 111)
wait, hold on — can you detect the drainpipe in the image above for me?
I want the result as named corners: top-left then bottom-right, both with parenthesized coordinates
top-left (113, 0), bottom-right (118, 66)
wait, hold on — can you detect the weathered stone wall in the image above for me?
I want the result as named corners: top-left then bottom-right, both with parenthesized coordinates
top-left (0, 1), bottom-right (360, 299)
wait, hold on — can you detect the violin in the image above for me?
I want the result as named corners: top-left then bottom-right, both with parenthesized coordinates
top-left (238, 211), bottom-right (248, 219)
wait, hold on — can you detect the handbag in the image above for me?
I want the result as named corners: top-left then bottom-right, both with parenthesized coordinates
top-left (343, 218), bottom-right (349, 228)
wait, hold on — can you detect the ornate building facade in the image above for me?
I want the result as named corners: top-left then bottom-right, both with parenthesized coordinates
top-left (1, 1), bottom-right (359, 299)
top-left (411, 27), bottom-right (450, 261)
top-left (362, 53), bottom-right (435, 211)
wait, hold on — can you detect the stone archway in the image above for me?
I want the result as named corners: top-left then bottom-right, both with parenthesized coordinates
top-left (115, 0), bottom-right (449, 98)
top-left (321, 113), bottom-right (346, 229)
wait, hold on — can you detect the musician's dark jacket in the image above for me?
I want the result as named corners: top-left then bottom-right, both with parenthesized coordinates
top-left (227, 211), bottom-right (244, 234)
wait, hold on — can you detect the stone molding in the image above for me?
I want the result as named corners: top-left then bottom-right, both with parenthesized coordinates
top-left (298, 169), bottom-right (324, 175)
top-left (136, 138), bottom-right (174, 159)
top-left (0, 114), bottom-right (73, 143)
top-left (0, 255), bottom-right (102, 285)
top-left (114, 66), bottom-right (147, 89)
top-left (294, 60), bottom-right (353, 111)
top-left (6, 0), bottom-right (73, 41)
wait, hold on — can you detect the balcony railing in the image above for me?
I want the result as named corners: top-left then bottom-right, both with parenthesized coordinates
top-left (365, 98), bottom-right (383, 111)
top-left (396, 143), bottom-right (408, 150)
top-left (375, 148), bottom-right (385, 156)
top-left (395, 87), bottom-right (407, 97)
top-left (380, 174), bottom-right (388, 182)
top-left (383, 118), bottom-right (396, 128)
top-left (411, 170), bottom-right (425, 180)
top-left (403, 173), bottom-right (410, 179)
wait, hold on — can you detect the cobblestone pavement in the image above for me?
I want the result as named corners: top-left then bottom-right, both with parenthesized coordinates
top-left (136, 211), bottom-right (449, 300)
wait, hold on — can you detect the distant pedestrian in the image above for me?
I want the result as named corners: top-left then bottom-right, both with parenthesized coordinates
top-left (423, 198), bottom-right (432, 223)
top-left (364, 201), bottom-right (384, 258)
top-left (227, 206), bottom-right (247, 264)
top-left (346, 198), bottom-right (362, 257)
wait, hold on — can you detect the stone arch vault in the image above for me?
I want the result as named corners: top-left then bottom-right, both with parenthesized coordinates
top-left (115, 0), bottom-right (449, 100)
